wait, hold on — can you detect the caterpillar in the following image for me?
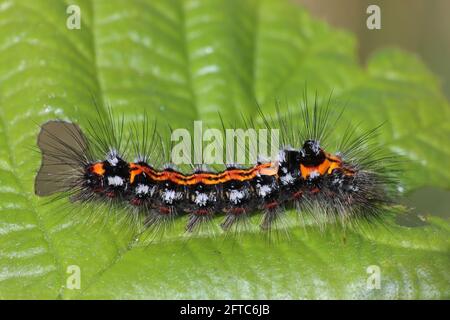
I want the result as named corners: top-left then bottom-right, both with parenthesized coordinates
top-left (34, 98), bottom-right (399, 235)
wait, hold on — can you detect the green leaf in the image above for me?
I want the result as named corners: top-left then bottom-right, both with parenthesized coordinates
top-left (0, 0), bottom-right (449, 299)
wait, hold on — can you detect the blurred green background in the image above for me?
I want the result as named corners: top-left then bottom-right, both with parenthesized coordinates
top-left (301, 0), bottom-right (450, 99)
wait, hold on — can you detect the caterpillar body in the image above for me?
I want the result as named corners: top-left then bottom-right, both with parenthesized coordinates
top-left (34, 102), bottom-right (398, 234)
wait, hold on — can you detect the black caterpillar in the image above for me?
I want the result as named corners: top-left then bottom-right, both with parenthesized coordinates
top-left (34, 102), bottom-right (399, 233)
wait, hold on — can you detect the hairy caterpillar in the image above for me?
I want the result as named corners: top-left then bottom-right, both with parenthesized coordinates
top-left (34, 98), bottom-right (399, 235)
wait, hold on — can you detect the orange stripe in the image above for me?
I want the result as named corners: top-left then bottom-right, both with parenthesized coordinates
top-left (91, 163), bottom-right (105, 176)
top-left (129, 163), bottom-right (145, 184)
top-left (92, 153), bottom-right (353, 187)
top-left (130, 162), bottom-right (277, 186)
top-left (299, 153), bottom-right (353, 179)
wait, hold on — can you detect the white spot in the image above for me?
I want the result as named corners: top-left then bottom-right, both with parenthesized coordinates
top-left (310, 140), bottom-right (321, 154)
top-left (107, 149), bottom-right (120, 166)
top-left (258, 185), bottom-right (272, 198)
top-left (349, 185), bottom-right (359, 192)
top-left (135, 184), bottom-right (151, 195)
top-left (229, 189), bottom-right (245, 204)
top-left (280, 173), bottom-right (295, 185)
top-left (195, 192), bottom-right (209, 207)
top-left (277, 150), bottom-right (286, 163)
top-left (162, 190), bottom-right (176, 204)
top-left (309, 170), bottom-right (320, 179)
top-left (162, 189), bottom-right (182, 204)
top-left (108, 176), bottom-right (124, 186)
